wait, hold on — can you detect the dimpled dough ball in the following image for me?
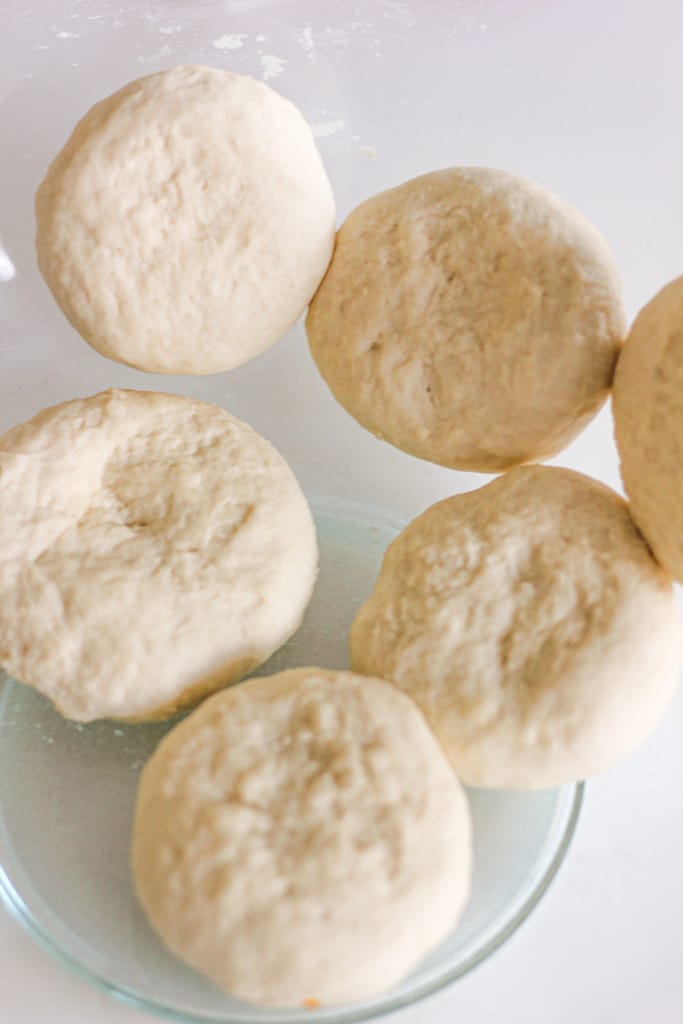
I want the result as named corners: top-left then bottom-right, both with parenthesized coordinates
top-left (131, 668), bottom-right (472, 1007)
top-left (350, 466), bottom-right (681, 787)
top-left (0, 389), bottom-right (318, 721)
top-left (307, 167), bottom-right (626, 472)
top-left (613, 276), bottom-right (683, 581)
top-left (36, 66), bottom-right (336, 374)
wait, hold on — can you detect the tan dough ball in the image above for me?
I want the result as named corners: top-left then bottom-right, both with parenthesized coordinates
top-left (307, 167), bottom-right (625, 472)
top-left (613, 276), bottom-right (683, 581)
top-left (0, 389), bottom-right (317, 721)
top-left (131, 667), bottom-right (472, 1007)
top-left (36, 65), bottom-right (335, 375)
top-left (350, 466), bottom-right (681, 788)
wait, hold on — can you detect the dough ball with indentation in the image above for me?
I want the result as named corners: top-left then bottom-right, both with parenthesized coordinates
top-left (350, 466), bottom-right (681, 788)
top-left (131, 667), bottom-right (472, 1007)
top-left (0, 389), bottom-right (317, 721)
top-left (613, 276), bottom-right (683, 581)
top-left (307, 168), bottom-right (625, 472)
top-left (35, 65), bottom-right (335, 375)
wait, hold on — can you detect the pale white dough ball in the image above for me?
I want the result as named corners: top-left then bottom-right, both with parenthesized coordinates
top-left (613, 276), bottom-right (683, 582)
top-left (351, 466), bottom-right (681, 787)
top-left (307, 168), bottom-right (625, 471)
top-left (132, 668), bottom-right (472, 1007)
top-left (36, 66), bottom-right (336, 374)
top-left (0, 389), bottom-right (318, 721)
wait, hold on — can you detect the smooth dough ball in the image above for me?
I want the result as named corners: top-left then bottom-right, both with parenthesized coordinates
top-left (35, 66), bottom-right (335, 375)
top-left (350, 466), bottom-right (681, 788)
top-left (613, 276), bottom-right (683, 581)
top-left (307, 167), bottom-right (625, 472)
top-left (0, 389), bottom-right (317, 721)
top-left (131, 667), bottom-right (472, 1007)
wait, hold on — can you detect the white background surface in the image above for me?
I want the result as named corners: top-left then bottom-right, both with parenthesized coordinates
top-left (2, 0), bottom-right (683, 1021)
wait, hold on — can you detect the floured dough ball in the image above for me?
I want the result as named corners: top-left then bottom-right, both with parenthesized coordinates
top-left (613, 276), bottom-right (683, 581)
top-left (35, 66), bottom-right (335, 374)
top-left (0, 389), bottom-right (317, 721)
top-left (350, 466), bottom-right (681, 788)
top-left (131, 667), bottom-right (472, 1007)
top-left (307, 167), bottom-right (625, 472)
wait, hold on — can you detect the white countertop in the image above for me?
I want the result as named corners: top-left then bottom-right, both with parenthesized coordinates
top-left (3, 1), bottom-right (683, 1021)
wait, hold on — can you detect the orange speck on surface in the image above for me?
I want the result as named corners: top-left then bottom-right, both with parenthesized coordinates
top-left (303, 997), bottom-right (320, 1009)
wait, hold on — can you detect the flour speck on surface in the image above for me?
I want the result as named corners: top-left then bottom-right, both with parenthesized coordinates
top-left (260, 55), bottom-right (286, 81)
top-left (359, 144), bottom-right (378, 159)
top-left (383, 1), bottom-right (416, 29)
top-left (212, 33), bottom-right (247, 51)
top-left (295, 25), bottom-right (316, 56)
top-left (311, 120), bottom-right (346, 138)
top-left (137, 44), bottom-right (174, 63)
top-left (318, 25), bottom-right (350, 49)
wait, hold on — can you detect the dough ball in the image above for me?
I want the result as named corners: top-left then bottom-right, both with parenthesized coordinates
top-left (0, 389), bottom-right (317, 721)
top-left (350, 466), bottom-right (681, 788)
top-left (307, 167), bottom-right (625, 472)
top-left (36, 66), bottom-right (335, 375)
top-left (613, 276), bottom-right (683, 581)
top-left (131, 667), bottom-right (472, 1007)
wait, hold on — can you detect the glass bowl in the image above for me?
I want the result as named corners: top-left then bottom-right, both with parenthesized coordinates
top-left (0, 501), bottom-right (582, 1024)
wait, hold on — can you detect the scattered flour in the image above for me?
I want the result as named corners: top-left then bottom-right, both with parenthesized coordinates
top-left (212, 33), bottom-right (247, 51)
top-left (260, 54), bottom-right (286, 81)
top-left (383, 1), bottom-right (416, 29)
top-left (311, 119), bottom-right (346, 138)
top-left (30, 13), bottom-right (388, 166)
top-left (137, 44), bottom-right (174, 63)
top-left (318, 25), bottom-right (350, 49)
top-left (295, 25), bottom-right (316, 56)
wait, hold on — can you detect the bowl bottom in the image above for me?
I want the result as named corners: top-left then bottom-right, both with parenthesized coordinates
top-left (0, 499), bottom-right (581, 1024)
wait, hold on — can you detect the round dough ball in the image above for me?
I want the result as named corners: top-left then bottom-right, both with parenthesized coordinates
top-left (131, 667), bottom-right (472, 1007)
top-left (307, 167), bottom-right (625, 472)
top-left (350, 466), bottom-right (681, 788)
top-left (613, 276), bottom-right (683, 581)
top-left (36, 66), bottom-right (335, 375)
top-left (0, 389), bottom-right (317, 721)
